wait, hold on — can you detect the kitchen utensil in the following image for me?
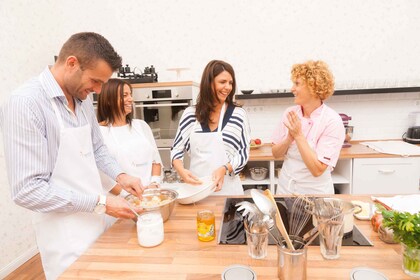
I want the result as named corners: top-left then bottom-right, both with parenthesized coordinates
top-left (249, 167), bottom-right (268, 180)
top-left (288, 196), bottom-right (313, 237)
top-left (126, 188), bottom-right (178, 222)
top-left (250, 189), bottom-right (286, 247)
top-left (126, 201), bottom-right (140, 218)
top-left (236, 201), bottom-right (264, 227)
top-left (253, 189), bottom-right (294, 250)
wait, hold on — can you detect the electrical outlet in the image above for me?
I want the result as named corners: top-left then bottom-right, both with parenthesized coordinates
top-left (415, 100), bottom-right (420, 106)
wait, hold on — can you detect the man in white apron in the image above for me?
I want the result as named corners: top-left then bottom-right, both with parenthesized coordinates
top-left (1, 32), bottom-right (145, 279)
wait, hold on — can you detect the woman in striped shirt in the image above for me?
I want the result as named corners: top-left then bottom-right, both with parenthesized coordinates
top-left (171, 60), bottom-right (251, 195)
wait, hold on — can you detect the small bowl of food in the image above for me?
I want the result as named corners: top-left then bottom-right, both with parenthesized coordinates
top-left (126, 188), bottom-right (178, 222)
top-left (241, 90), bottom-right (254, 95)
top-left (249, 167), bottom-right (268, 181)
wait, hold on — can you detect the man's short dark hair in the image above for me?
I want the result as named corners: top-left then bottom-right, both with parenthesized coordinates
top-left (57, 32), bottom-right (122, 71)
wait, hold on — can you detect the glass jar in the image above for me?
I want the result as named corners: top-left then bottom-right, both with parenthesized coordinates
top-left (137, 211), bottom-right (164, 247)
top-left (401, 243), bottom-right (420, 277)
top-left (197, 210), bottom-right (215, 242)
top-left (371, 210), bottom-right (383, 232)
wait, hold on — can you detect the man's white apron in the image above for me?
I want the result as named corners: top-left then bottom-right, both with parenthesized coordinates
top-left (33, 100), bottom-right (105, 279)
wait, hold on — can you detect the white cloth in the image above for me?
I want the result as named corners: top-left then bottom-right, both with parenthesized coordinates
top-left (189, 103), bottom-right (243, 195)
top-left (278, 105), bottom-right (334, 194)
top-left (361, 141), bottom-right (420, 157)
top-left (33, 100), bottom-right (105, 280)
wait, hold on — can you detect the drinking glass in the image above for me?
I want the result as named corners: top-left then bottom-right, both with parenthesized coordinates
top-left (245, 226), bottom-right (268, 259)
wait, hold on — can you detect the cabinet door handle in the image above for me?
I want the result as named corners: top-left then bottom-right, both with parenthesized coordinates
top-left (378, 169), bottom-right (395, 174)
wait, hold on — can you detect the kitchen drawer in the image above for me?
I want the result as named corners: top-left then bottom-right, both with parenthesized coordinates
top-left (352, 157), bottom-right (420, 194)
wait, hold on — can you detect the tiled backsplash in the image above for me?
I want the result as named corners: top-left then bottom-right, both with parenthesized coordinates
top-left (242, 92), bottom-right (420, 142)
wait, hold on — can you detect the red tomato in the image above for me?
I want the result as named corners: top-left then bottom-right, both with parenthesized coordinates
top-left (255, 139), bottom-right (261, 145)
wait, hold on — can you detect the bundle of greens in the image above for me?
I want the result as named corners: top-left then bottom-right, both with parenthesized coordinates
top-left (382, 210), bottom-right (420, 248)
top-left (382, 210), bottom-right (420, 275)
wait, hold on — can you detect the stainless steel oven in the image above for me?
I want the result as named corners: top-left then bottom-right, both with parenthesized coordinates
top-left (132, 84), bottom-right (199, 168)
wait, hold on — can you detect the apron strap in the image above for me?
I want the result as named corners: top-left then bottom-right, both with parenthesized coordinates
top-left (192, 102), bottom-right (227, 133)
top-left (217, 102), bottom-right (226, 133)
top-left (50, 99), bottom-right (65, 130)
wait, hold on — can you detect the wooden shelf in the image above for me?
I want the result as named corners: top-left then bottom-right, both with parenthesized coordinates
top-left (240, 178), bottom-right (270, 185)
top-left (236, 87), bottom-right (420, 100)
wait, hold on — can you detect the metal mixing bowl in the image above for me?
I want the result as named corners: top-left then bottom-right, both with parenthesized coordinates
top-left (249, 167), bottom-right (268, 180)
top-left (126, 188), bottom-right (178, 222)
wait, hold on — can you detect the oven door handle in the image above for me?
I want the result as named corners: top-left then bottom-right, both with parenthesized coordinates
top-left (134, 103), bottom-right (189, 108)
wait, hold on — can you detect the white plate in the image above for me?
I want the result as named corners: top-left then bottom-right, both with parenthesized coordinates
top-left (352, 201), bottom-right (372, 220)
top-left (168, 176), bottom-right (216, 205)
top-left (350, 267), bottom-right (388, 280)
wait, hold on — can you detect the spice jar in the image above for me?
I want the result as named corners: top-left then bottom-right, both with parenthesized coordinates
top-left (137, 211), bottom-right (164, 247)
top-left (371, 210), bottom-right (383, 232)
top-left (197, 210), bottom-right (215, 242)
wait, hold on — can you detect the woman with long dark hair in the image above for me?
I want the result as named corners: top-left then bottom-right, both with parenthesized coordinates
top-left (171, 60), bottom-right (250, 195)
top-left (97, 78), bottom-right (162, 203)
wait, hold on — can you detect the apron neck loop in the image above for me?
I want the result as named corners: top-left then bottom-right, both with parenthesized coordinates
top-left (50, 98), bottom-right (89, 130)
top-left (217, 102), bottom-right (226, 132)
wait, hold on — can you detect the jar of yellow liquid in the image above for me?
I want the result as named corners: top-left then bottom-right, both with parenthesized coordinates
top-left (197, 210), bottom-right (215, 242)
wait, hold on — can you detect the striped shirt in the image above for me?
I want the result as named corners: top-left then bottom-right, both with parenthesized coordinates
top-left (0, 67), bottom-right (122, 213)
top-left (171, 105), bottom-right (251, 175)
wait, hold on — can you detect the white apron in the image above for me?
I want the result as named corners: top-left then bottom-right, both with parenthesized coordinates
top-left (277, 105), bottom-right (334, 195)
top-left (109, 123), bottom-right (154, 186)
top-left (32, 100), bottom-right (106, 280)
top-left (104, 124), bottom-right (155, 228)
top-left (189, 103), bottom-right (243, 196)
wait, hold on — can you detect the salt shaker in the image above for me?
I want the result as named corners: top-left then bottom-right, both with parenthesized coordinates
top-left (137, 211), bottom-right (164, 247)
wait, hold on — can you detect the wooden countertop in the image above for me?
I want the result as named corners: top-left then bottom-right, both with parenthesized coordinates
top-left (250, 141), bottom-right (420, 161)
top-left (60, 195), bottom-right (411, 280)
top-left (131, 81), bottom-right (199, 88)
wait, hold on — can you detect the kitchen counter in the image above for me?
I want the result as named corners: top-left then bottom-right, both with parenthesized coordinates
top-left (250, 141), bottom-right (420, 161)
top-left (60, 195), bottom-right (411, 280)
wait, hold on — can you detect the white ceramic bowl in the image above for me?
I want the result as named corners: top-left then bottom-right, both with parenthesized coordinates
top-left (166, 176), bottom-right (216, 205)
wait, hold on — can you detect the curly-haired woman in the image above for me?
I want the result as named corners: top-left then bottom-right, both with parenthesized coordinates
top-left (272, 60), bottom-right (345, 194)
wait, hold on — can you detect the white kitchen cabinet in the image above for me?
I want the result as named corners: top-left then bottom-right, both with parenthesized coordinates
top-left (352, 157), bottom-right (420, 194)
top-left (243, 159), bottom-right (352, 194)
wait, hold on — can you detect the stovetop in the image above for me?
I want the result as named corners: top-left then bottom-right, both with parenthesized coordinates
top-left (218, 197), bottom-right (373, 246)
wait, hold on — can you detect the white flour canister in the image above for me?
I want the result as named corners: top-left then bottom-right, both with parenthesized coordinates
top-left (137, 211), bottom-right (164, 247)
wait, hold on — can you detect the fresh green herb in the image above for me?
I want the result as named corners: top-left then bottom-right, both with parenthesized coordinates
top-left (382, 210), bottom-right (420, 249)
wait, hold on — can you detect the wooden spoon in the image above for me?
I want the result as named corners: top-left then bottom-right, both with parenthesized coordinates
top-left (263, 189), bottom-right (295, 250)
